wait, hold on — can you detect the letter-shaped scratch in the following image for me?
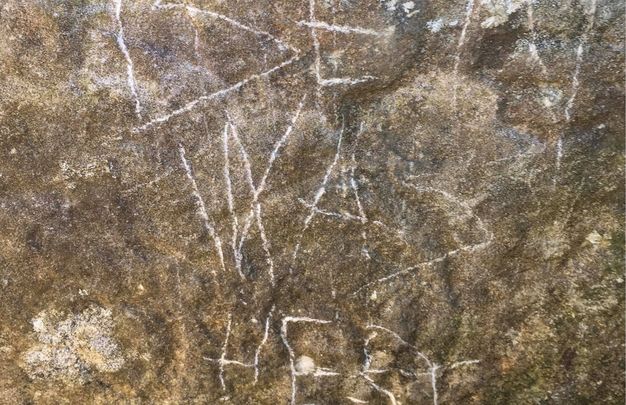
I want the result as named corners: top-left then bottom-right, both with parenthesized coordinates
top-left (227, 116), bottom-right (276, 284)
top-left (134, 55), bottom-right (302, 132)
top-left (280, 316), bottom-right (332, 405)
top-left (291, 121), bottom-right (344, 269)
top-left (361, 325), bottom-right (479, 404)
top-left (218, 314), bottom-right (233, 390)
top-left (205, 310), bottom-right (275, 388)
top-left (178, 143), bottom-right (226, 276)
top-left (306, 0), bottom-right (377, 95)
top-left (204, 314), bottom-right (254, 390)
top-left (365, 324), bottom-right (437, 404)
top-left (353, 183), bottom-right (493, 294)
top-left (113, 0), bottom-right (141, 118)
top-left (154, 2), bottom-right (297, 52)
top-left (359, 331), bottom-right (398, 404)
top-left (236, 95), bottom-right (308, 270)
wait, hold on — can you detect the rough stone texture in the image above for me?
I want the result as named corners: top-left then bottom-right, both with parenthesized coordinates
top-left (0, 0), bottom-right (623, 403)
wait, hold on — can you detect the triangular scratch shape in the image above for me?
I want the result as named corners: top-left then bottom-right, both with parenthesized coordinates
top-left (353, 184), bottom-right (493, 294)
top-left (236, 95), bottom-right (308, 265)
top-left (133, 55), bottom-right (302, 132)
top-left (291, 119), bottom-right (345, 269)
top-left (155, 2), bottom-right (298, 53)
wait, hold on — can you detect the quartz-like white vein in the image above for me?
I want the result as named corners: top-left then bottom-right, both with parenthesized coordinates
top-left (297, 20), bottom-right (389, 37)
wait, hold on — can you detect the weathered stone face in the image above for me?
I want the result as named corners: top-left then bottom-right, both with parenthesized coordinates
top-left (0, 0), bottom-right (623, 403)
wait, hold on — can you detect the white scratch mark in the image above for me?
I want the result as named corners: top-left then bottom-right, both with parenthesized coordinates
top-left (564, 0), bottom-right (597, 123)
top-left (350, 123), bottom-right (370, 259)
top-left (178, 143), bottom-right (226, 277)
top-left (449, 359), bottom-right (480, 369)
top-left (452, 0), bottom-right (476, 111)
top-left (309, 0), bottom-right (323, 100)
top-left (133, 54), bottom-right (301, 132)
top-left (291, 121), bottom-right (344, 269)
top-left (306, 0), bottom-right (375, 94)
top-left (113, 0), bottom-right (141, 118)
top-left (526, 3), bottom-right (547, 74)
top-left (360, 334), bottom-right (399, 405)
top-left (346, 397), bottom-right (368, 404)
top-left (184, 6), bottom-right (202, 58)
top-left (362, 374), bottom-right (398, 405)
top-left (228, 117), bottom-right (275, 284)
top-left (297, 20), bottom-right (390, 37)
top-left (154, 2), bottom-right (296, 52)
top-left (281, 316), bottom-right (331, 405)
top-left (218, 314), bottom-right (233, 391)
top-left (354, 183), bottom-right (493, 294)
top-left (297, 199), bottom-right (364, 222)
top-left (120, 168), bottom-right (174, 195)
top-left (296, 367), bottom-right (341, 377)
top-left (366, 324), bottom-right (432, 366)
top-left (365, 324), bottom-right (441, 404)
top-left (203, 314), bottom-right (256, 390)
top-left (552, 136), bottom-right (564, 188)
top-left (236, 94), bottom-right (308, 270)
top-left (555, 137), bottom-right (563, 171)
top-left (564, 43), bottom-right (584, 122)
top-left (253, 307), bottom-right (274, 384)
top-left (222, 122), bottom-right (242, 277)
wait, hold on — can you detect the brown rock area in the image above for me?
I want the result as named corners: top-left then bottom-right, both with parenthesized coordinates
top-left (0, 0), bottom-right (623, 403)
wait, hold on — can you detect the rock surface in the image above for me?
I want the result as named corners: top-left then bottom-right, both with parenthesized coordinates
top-left (0, 0), bottom-right (624, 403)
